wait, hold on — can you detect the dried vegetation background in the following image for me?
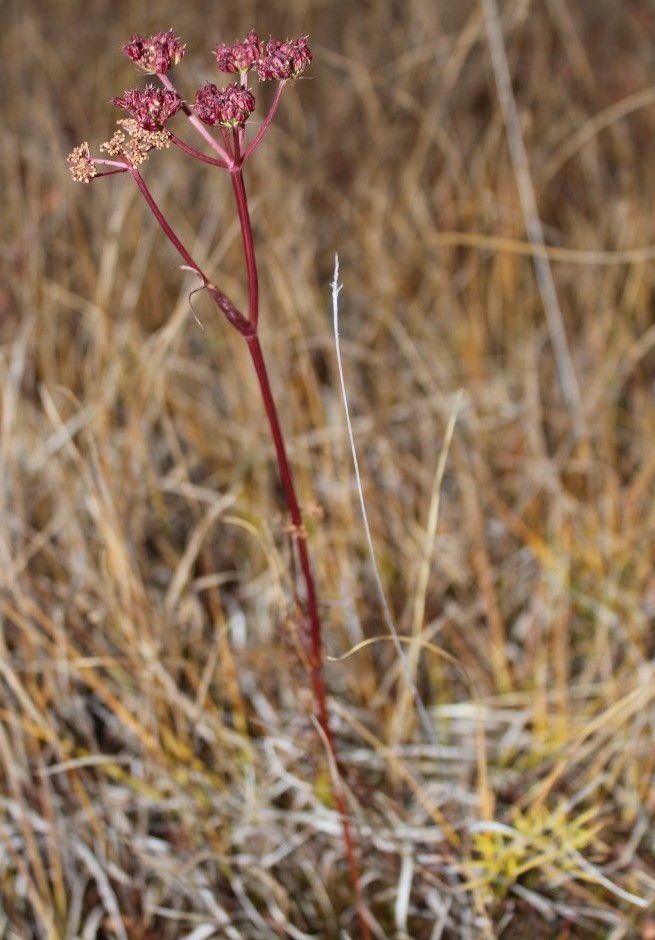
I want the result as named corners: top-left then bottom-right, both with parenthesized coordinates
top-left (1, 0), bottom-right (655, 936)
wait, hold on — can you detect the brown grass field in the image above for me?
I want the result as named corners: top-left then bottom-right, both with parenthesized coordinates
top-left (2, 0), bottom-right (655, 936)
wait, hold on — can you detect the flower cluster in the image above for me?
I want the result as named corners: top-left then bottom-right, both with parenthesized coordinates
top-left (257, 37), bottom-right (312, 81)
top-left (120, 28), bottom-right (311, 84)
top-left (193, 83), bottom-right (256, 128)
top-left (215, 29), bottom-right (261, 74)
top-left (67, 29), bottom-right (313, 183)
top-left (66, 120), bottom-right (172, 179)
top-left (123, 29), bottom-right (186, 74)
top-left (213, 30), bottom-right (312, 81)
top-left (100, 119), bottom-right (172, 166)
top-left (67, 142), bottom-right (97, 183)
top-left (112, 85), bottom-right (183, 131)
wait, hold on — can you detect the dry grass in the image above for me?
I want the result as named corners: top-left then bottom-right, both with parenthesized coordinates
top-left (2, 0), bottom-right (655, 936)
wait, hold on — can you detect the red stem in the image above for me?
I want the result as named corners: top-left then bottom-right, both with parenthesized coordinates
top-left (130, 168), bottom-right (208, 285)
top-left (169, 132), bottom-right (228, 168)
top-left (243, 81), bottom-right (286, 161)
top-left (245, 333), bottom-right (369, 938)
top-left (231, 169), bottom-right (259, 327)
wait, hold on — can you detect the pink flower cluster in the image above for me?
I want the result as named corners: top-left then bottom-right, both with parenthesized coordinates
top-left (68, 28), bottom-right (313, 177)
top-left (112, 86), bottom-right (183, 131)
top-left (112, 29), bottom-right (312, 132)
top-left (257, 37), bottom-right (313, 81)
top-left (193, 83), bottom-right (256, 128)
top-left (214, 29), bottom-right (261, 74)
top-left (120, 28), bottom-right (312, 83)
top-left (213, 30), bottom-right (312, 81)
top-left (123, 29), bottom-right (186, 74)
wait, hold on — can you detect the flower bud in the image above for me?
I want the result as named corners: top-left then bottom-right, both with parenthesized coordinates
top-left (193, 83), bottom-right (256, 128)
top-left (123, 30), bottom-right (186, 74)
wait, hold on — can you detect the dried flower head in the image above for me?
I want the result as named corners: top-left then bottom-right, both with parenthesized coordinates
top-left (100, 120), bottom-right (172, 167)
top-left (193, 82), bottom-right (256, 128)
top-left (257, 36), bottom-right (312, 81)
top-left (112, 86), bottom-right (182, 131)
top-left (123, 29), bottom-right (186, 74)
top-left (67, 142), bottom-right (98, 183)
top-left (215, 29), bottom-right (261, 74)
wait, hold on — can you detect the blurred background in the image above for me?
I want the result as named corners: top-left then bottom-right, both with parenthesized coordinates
top-left (1, 0), bottom-right (655, 937)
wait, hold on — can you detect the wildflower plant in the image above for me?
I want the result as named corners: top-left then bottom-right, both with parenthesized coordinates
top-left (69, 28), bottom-right (369, 936)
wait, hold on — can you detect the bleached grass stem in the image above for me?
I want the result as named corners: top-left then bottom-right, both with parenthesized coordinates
top-left (331, 255), bottom-right (434, 743)
top-left (481, 0), bottom-right (587, 441)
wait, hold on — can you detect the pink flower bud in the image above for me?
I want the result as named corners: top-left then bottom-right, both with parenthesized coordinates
top-left (123, 30), bottom-right (186, 74)
top-left (214, 29), bottom-right (261, 74)
top-left (112, 86), bottom-right (182, 131)
top-left (257, 36), bottom-right (312, 81)
top-left (193, 83), bottom-right (256, 128)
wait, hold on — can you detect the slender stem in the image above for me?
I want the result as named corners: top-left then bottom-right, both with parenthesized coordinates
top-left (243, 81), bottom-right (286, 162)
top-left (130, 168), bottom-right (208, 284)
top-left (92, 158), bottom-right (129, 172)
top-left (245, 333), bottom-right (369, 939)
top-left (231, 169), bottom-right (259, 327)
top-left (244, 335), bottom-right (319, 660)
top-left (94, 167), bottom-right (131, 179)
top-left (232, 126), bottom-right (243, 165)
top-left (169, 132), bottom-right (228, 168)
top-left (229, 142), bottom-right (368, 934)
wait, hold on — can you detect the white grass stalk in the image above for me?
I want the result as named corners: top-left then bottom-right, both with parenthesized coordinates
top-left (331, 255), bottom-right (434, 742)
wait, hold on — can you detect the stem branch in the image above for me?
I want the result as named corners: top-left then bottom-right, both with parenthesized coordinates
top-left (130, 168), bottom-right (208, 284)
